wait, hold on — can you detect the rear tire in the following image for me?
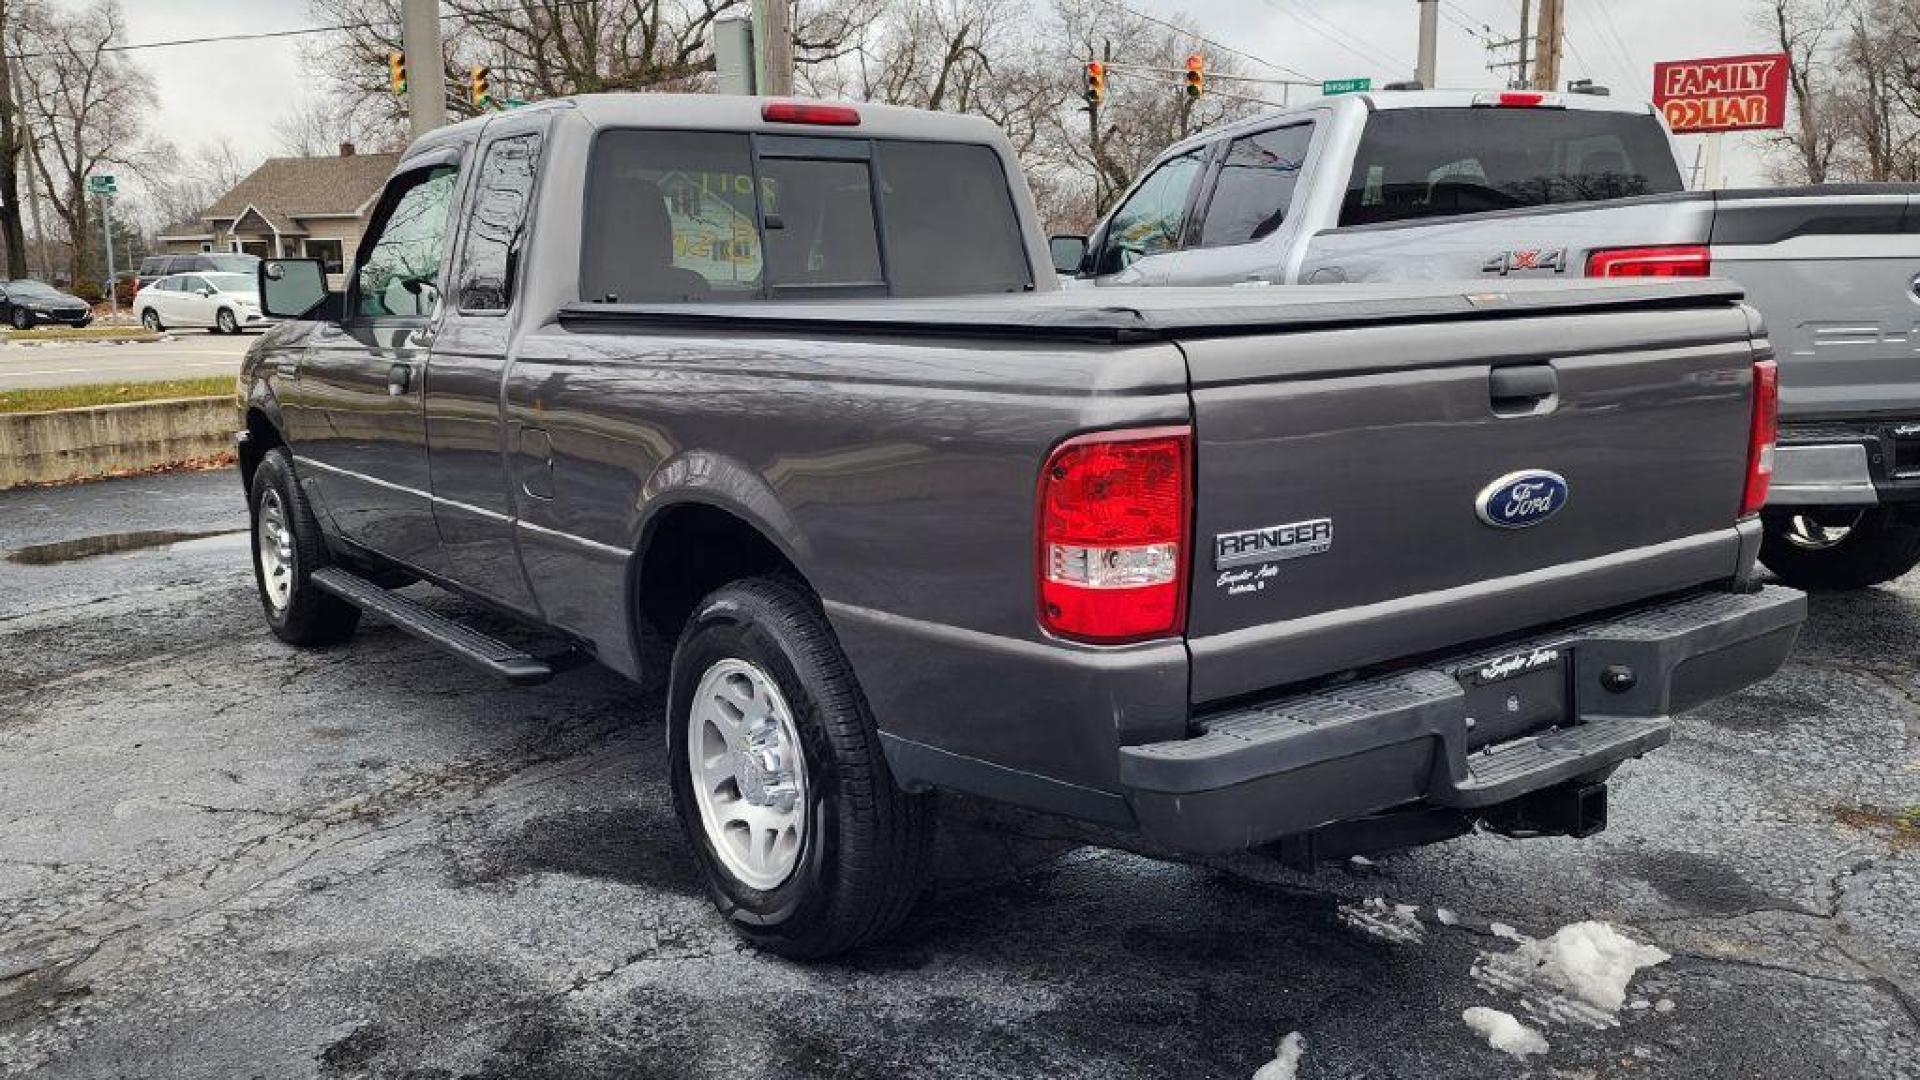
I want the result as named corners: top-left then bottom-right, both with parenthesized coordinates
top-left (1760, 508), bottom-right (1920, 591)
top-left (250, 447), bottom-right (360, 646)
top-left (668, 576), bottom-right (932, 959)
top-left (216, 308), bottom-right (238, 335)
top-left (140, 308), bottom-right (162, 332)
top-left (9, 307), bottom-right (31, 331)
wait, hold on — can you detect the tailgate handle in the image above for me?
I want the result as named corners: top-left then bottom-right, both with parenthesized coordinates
top-left (1489, 365), bottom-right (1558, 415)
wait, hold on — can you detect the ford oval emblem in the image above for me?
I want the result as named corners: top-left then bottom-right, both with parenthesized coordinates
top-left (1475, 470), bottom-right (1569, 529)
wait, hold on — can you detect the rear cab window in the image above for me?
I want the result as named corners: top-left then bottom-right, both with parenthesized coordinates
top-left (1196, 124), bottom-right (1313, 248)
top-left (580, 130), bottom-right (1032, 303)
top-left (1339, 108), bottom-right (1685, 228)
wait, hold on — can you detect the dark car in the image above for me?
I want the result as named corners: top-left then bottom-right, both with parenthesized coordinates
top-left (135, 252), bottom-right (260, 293)
top-left (0, 279), bottom-right (92, 330)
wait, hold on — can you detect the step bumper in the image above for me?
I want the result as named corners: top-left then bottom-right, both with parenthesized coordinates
top-left (1119, 585), bottom-right (1806, 855)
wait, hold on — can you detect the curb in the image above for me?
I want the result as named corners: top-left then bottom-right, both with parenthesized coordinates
top-left (0, 396), bottom-right (234, 490)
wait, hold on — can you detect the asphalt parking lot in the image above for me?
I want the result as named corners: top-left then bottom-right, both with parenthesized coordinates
top-left (0, 334), bottom-right (254, 390)
top-left (1, 469), bottom-right (1916, 1079)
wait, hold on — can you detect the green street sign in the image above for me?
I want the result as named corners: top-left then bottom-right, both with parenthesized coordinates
top-left (87, 174), bottom-right (117, 196)
top-left (1322, 78), bottom-right (1372, 96)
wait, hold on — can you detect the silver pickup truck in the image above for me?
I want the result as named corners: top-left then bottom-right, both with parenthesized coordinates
top-left (240, 95), bottom-right (1803, 957)
top-left (1058, 89), bottom-right (1920, 592)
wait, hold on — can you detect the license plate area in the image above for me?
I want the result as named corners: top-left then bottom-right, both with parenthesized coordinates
top-left (1455, 646), bottom-right (1571, 750)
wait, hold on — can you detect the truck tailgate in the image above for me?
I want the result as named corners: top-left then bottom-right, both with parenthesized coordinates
top-left (1183, 301), bottom-right (1760, 704)
top-left (1710, 190), bottom-right (1920, 417)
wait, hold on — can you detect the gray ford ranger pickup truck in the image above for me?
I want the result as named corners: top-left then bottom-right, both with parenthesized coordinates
top-left (238, 94), bottom-right (1804, 958)
top-left (1058, 88), bottom-right (1920, 592)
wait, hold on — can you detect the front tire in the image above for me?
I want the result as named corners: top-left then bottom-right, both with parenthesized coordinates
top-left (668, 577), bottom-right (932, 959)
top-left (250, 447), bottom-right (360, 645)
top-left (140, 308), bottom-right (162, 332)
top-left (1760, 507), bottom-right (1920, 591)
top-left (9, 307), bottom-right (31, 331)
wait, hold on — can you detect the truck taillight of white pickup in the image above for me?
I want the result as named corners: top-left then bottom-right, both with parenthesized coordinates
top-left (1743, 358), bottom-right (1779, 517)
top-left (1037, 426), bottom-right (1192, 645)
top-left (1586, 245), bottom-right (1713, 278)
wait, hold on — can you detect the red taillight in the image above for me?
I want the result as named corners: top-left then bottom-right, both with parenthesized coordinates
top-left (1742, 359), bottom-right (1779, 517)
top-left (1586, 245), bottom-right (1713, 278)
top-left (760, 101), bottom-right (861, 126)
top-left (1038, 426), bottom-right (1191, 645)
top-left (1499, 92), bottom-right (1545, 107)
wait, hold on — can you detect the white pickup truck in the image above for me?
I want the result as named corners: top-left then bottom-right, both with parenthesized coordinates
top-left (1056, 89), bottom-right (1920, 591)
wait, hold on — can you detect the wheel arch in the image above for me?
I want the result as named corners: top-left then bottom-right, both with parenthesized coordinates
top-left (238, 391), bottom-right (289, 495)
top-left (628, 498), bottom-right (812, 702)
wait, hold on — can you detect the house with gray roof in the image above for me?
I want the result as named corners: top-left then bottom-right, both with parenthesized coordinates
top-left (157, 144), bottom-right (401, 279)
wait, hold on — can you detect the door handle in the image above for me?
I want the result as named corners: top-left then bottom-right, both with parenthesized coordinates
top-left (273, 360), bottom-right (300, 379)
top-left (1489, 365), bottom-right (1558, 416)
top-left (387, 363), bottom-right (413, 397)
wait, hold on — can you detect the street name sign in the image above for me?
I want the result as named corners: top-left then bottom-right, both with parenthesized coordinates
top-left (1322, 78), bottom-right (1371, 96)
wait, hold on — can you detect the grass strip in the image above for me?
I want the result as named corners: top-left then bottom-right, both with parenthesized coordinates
top-left (0, 376), bottom-right (233, 414)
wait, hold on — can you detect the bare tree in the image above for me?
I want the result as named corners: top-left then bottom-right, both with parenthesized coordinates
top-left (138, 138), bottom-right (256, 235)
top-left (0, 0), bottom-right (40, 278)
top-left (13, 0), bottom-right (154, 284)
top-left (1762, 0), bottom-right (1844, 183)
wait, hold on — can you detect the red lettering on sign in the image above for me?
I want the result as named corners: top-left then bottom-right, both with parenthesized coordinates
top-left (1653, 53), bottom-right (1790, 133)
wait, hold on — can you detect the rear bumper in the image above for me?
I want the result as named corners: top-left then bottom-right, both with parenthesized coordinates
top-left (1772, 420), bottom-right (1920, 506)
top-left (1120, 585), bottom-right (1806, 855)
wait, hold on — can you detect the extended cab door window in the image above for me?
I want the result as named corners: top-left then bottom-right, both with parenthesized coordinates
top-left (456, 133), bottom-right (543, 313)
top-left (356, 165), bottom-right (460, 318)
top-left (1195, 123), bottom-right (1313, 248)
top-left (1093, 148), bottom-right (1205, 276)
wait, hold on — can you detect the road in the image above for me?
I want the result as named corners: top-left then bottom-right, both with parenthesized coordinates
top-left (0, 469), bottom-right (1916, 1079)
top-left (0, 333), bottom-right (254, 390)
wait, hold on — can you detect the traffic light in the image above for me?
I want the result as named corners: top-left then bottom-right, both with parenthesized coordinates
top-left (469, 65), bottom-right (491, 108)
top-left (388, 50), bottom-right (407, 96)
top-left (1184, 54), bottom-right (1205, 98)
top-left (1084, 60), bottom-right (1107, 105)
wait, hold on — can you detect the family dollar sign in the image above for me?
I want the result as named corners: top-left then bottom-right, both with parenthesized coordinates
top-left (1653, 53), bottom-right (1790, 134)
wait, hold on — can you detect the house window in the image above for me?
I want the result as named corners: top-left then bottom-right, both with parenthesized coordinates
top-left (199, 242), bottom-right (212, 253)
top-left (303, 238), bottom-right (345, 274)
top-left (229, 240), bottom-right (242, 253)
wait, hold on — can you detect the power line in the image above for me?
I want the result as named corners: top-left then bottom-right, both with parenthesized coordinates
top-left (1089, 0), bottom-right (1319, 83)
top-left (1259, 0), bottom-right (1403, 74)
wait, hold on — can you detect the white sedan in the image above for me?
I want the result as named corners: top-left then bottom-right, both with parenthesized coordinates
top-left (134, 272), bottom-right (272, 335)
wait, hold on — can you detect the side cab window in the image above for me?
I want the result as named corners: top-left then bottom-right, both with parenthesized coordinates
top-left (456, 132), bottom-right (544, 313)
top-left (1092, 148), bottom-right (1206, 276)
top-left (1194, 123), bottom-right (1315, 248)
top-left (353, 163), bottom-right (462, 319)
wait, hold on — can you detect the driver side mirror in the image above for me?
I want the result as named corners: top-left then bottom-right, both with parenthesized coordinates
top-left (260, 259), bottom-right (337, 320)
top-left (1049, 234), bottom-right (1089, 277)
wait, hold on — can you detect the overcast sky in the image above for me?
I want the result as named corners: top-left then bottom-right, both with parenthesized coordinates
top-left (92, 0), bottom-right (1782, 185)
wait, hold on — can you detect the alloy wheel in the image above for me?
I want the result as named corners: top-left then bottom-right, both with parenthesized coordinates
top-left (687, 657), bottom-right (809, 891)
top-left (256, 488), bottom-right (295, 612)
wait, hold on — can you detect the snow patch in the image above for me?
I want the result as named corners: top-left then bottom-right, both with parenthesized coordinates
top-left (1462, 1007), bottom-right (1549, 1060)
top-left (1251, 1032), bottom-right (1305, 1080)
top-left (1470, 921), bottom-right (1671, 1030)
top-left (1490, 922), bottom-right (1525, 941)
top-left (1435, 908), bottom-right (1459, 926)
top-left (1337, 896), bottom-right (1425, 944)
top-left (1654, 998), bottom-right (1676, 1014)
top-left (1348, 855), bottom-right (1374, 867)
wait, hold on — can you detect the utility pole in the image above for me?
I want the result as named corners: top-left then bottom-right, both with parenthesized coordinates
top-left (1530, 0), bottom-right (1564, 92)
top-left (753, 0), bottom-right (793, 96)
top-left (1415, 0), bottom-right (1439, 89)
top-left (401, 0), bottom-right (447, 139)
top-left (98, 193), bottom-right (117, 318)
top-left (1484, 0), bottom-right (1531, 90)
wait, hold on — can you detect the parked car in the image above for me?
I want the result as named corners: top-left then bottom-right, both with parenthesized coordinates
top-left (135, 272), bottom-right (270, 334)
top-left (135, 252), bottom-right (260, 293)
top-left (0, 279), bottom-right (92, 330)
top-left (1057, 89), bottom-right (1920, 592)
top-left (239, 95), bottom-right (1804, 958)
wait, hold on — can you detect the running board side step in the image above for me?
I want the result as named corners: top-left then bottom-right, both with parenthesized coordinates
top-left (309, 566), bottom-right (555, 686)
